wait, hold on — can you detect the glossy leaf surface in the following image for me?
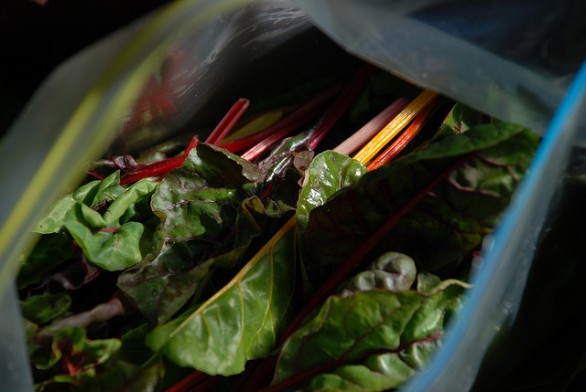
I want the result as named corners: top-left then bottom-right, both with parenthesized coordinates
top-left (146, 220), bottom-right (297, 375)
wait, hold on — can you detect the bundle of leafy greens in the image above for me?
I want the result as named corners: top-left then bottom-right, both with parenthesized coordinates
top-left (17, 64), bottom-right (538, 392)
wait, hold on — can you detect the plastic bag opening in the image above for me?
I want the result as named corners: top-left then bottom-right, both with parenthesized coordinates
top-left (2, 1), bottom-right (586, 391)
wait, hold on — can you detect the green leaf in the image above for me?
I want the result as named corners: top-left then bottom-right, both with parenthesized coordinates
top-left (65, 217), bottom-right (150, 271)
top-left (118, 240), bottom-right (217, 324)
top-left (36, 196), bottom-right (77, 235)
top-left (35, 181), bottom-right (101, 234)
top-left (32, 327), bottom-right (120, 373)
top-left (437, 103), bottom-right (486, 137)
top-left (119, 195), bottom-right (281, 323)
top-left (340, 252), bottom-right (417, 295)
top-left (74, 358), bottom-right (164, 392)
top-left (187, 143), bottom-right (264, 184)
top-left (61, 178), bottom-right (157, 271)
top-left (297, 151), bottom-right (367, 233)
top-left (20, 292), bottom-right (71, 325)
top-left (257, 132), bottom-right (313, 181)
top-left (17, 233), bottom-right (74, 288)
top-left (35, 172), bottom-right (128, 235)
top-left (151, 144), bottom-right (262, 243)
top-left (119, 145), bottom-right (284, 323)
top-left (146, 219), bottom-right (297, 376)
top-left (77, 178), bottom-right (157, 228)
top-left (303, 122), bottom-right (538, 274)
top-left (271, 281), bottom-right (466, 391)
top-left (89, 170), bottom-right (126, 208)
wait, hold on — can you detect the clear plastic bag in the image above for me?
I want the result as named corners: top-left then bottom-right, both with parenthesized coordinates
top-left (295, 0), bottom-right (586, 141)
top-left (1, 0), bottom-right (585, 390)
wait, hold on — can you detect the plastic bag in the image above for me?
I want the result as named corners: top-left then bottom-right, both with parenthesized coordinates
top-left (403, 62), bottom-right (586, 392)
top-left (1, 0), bottom-right (585, 390)
top-left (295, 0), bottom-right (586, 141)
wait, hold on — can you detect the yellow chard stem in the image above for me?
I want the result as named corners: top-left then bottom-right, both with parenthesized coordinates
top-left (352, 90), bottom-right (438, 164)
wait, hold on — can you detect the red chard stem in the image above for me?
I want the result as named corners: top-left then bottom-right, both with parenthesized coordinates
top-left (221, 86), bottom-right (341, 153)
top-left (205, 98), bottom-right (250, 145)
top-left (120, 136), bottom-right (199, 184)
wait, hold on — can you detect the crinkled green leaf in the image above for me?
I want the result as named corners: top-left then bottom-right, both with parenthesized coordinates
top-left (187, 143), bottom-right (265, 184)
top-left (35, 180), bottom-right (101, 234)
top-left (297, 150), bottom-right (367, 233)
top-left (257, 132), bottom-right (313, 181)
top-left (17, 233), bottom-right (74, 288)
top-left (119, 192), bottom-right (290, 323)
top-left (341, 252), bottom-right (417, 295)
top-left (118, 239), bottom-right (216, 324)
top-left (119, 144), bottom-right (288, 324)
top-left (89, 170), bottom-right (126, 207)
top-left (303, 122), bottom-right (537, 274)
top-left (32, 327), bottom-right (120, 374)
top-left (65, 217), bottom-right (150, 271)
top-left (36, 353), bottom-right (162, 392)
top-left (146, 221), bottom-right (296, 376)
top-left (74, 178), bottom-right (156, 229)
top-left (271, 280), bottom-right (467, 391)
top-left (73, 358), bottom-right (164, 392)
top-left (20, 292), bottom-right (71, 325)
top-left (62, 178), bottom-right (157, 271)
top-left (35, 172), bottom-right (128, 235)
top-left (151, 144), bottom-right (262, 243)
top-left (36, 196), bottom-right (78, 235)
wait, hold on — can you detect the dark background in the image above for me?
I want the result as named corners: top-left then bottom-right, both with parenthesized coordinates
top-left (0, 0), bottom-right (170, 136)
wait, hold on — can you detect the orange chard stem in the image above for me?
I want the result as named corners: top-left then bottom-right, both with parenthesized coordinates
top-left (367, 102), bottom-right (435, 170)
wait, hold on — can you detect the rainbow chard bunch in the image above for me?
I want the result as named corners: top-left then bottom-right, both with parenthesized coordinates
top-left (18, 64), bottom-right (537, 391)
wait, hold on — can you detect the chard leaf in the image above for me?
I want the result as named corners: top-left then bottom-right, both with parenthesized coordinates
top-left (62, 178), bottom-right (157, 271)
top-left (151, 144), bottom-right (262, 243)
top-left (34, 336), bottom-right (161, 392)
top-left (35, 172), bottom-right (128, 235)
top-left (36, 196), bottom-right (77, 235)
top-left (72, 358), bottom-right (164, 392)
top-left (303, 122), bottom-right (537, 274)
top-left (32, 327), bottom-right (120, 374)
top-left (20, 292), bottom-right (71, 325)
top-left (89, 170), bottom-right (126, 207)
top-left (271, 280), bottom-right (466, 391)
top-left (120, 144), bottom-right (287, 324)
top-left (17, 233), bottom-right (74, 288)
top-left (146, 219), bottom-right (297, 376)
top-left (297, 150), bottom-right (367, 233)
top-left (35, 181), bottom-right (101, 234)
top-left (437, 103), bottom-right (486, 136)
top-left (341, 252), bottom-right (417, 295)
top-left (187, 143), bottom-right (264, 184)
top-left (119, 195), bottom-right (279, 324)
top-left (257, 132), bottom-right (312, 181)
top-left (118, 239), bottom-right (217, 324)
top-left (65, 218), bottom-right (150, 271)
